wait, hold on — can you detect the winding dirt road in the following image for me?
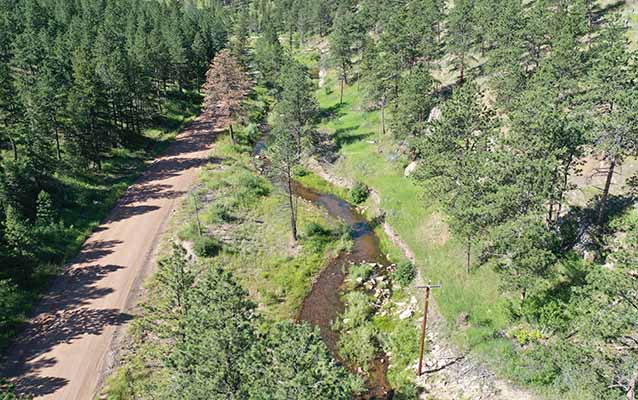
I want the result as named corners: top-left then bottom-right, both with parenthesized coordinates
top-left (1, 113), bottom-right (218, 399)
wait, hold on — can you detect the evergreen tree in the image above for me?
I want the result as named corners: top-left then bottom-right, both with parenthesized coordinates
top-left (582, 20), bottom-right (638, 227)
top-left (447, 0), bottom-right (475, 84)
top-left (415, 82), bottom-right (495, 271)
top-left (390, 65), bottom-right (435, 143)
top-left (330, 6), bottom-right (355, 104)
top-left (168, 267), bottom-right (255, 400)
top-left (202, 49), bottom-right (251, 144)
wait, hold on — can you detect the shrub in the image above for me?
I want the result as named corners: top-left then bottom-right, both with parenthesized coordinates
top-left (293, 165), bottom-right (309, 177)
top-left (338, 322), bottom-right (378, 371)
top-left (349, 182), bottom-right (369, 204)
top-left (0, 280), bottom-right (22, 344)
top-left (348, 264), bottom-right (373, 288)
top-left (304, 222), bottom-right (331, 238)
top-left (339, 291), bottom-right (374, 330)
top-left (35, 191), bottom-right (56, 228)
top-left (393, 261), bottom-right (416, 287)
top-left (239, 123), bottom-right (260, 145)
top-left (193, 236), bottom-right (222, 258)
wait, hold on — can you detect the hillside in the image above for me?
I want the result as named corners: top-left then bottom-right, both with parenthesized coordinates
top-left (2, 1), bottom-right (638, 400)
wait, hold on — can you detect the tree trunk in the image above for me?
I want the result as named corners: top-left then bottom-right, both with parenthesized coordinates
top-left (597, 158), bottom-right (616, 227)
top-left (340, 78), bottom-right (344, 104)
top-left (286, 167), bottom-right (298, 241)
top-left (8, 134), bottom-right (17, 162)
top-left (54, 124), bottom-right (62, 161)
top-left (459, 54), bottom-right (466, 85)
top-left (380, 97), bottom-right (386, 135)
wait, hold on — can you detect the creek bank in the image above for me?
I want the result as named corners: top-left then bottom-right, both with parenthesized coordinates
top-left (293, 182), bottom-right (394, 399)
top-left (305, 158), bottom-right (540, 400)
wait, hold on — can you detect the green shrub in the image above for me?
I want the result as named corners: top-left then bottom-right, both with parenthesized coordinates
top-left (338, 322), bottom-right (378, 371)
top-left (293, 165), bottom-right (309, 177)
top-left (349, 181), bottom-right (369, 204)
top-left (239, 123), bottom-right (261, 145)
top-left (35, 190), bottom-right (56, 228)
top-left (193, 236), bottom-right (222, 258)
top-left (236, 172), bottom-right (270, 204)
top-left (393, 261), bottom-right (416, 287)
top-left (0, 280), bottom-right (22, 345)
top-left (337, 291), bottom-right (373, 331)
top-left (304, 222), bottom-right (331, 238)
top-left (348, 263), bottom-right (373, 288)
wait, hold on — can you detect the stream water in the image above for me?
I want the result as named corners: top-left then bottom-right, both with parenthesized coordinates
top-left (293, 182), bottom-right (394, 399)
top-left (253, 140), bottom-right (393, 398)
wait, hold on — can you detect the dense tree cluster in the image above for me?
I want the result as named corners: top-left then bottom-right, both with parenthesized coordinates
top-left (142, 244), bottom-right (359, 399)
top-left (0, 0), bottom-right (227, 344)
top-left (326, 0), bottom-right (638, 397)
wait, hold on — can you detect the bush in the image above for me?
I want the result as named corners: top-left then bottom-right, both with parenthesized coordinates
top-left (293, 165), bottom-right (309, 177)
top-left (0, 280), bottom-right (22, 345)
top-left (393, 261), bottom-right (416, 287)
top-left (338, 322), bottom-right (378, 371)
top-left (338, 291), bottom-right (374, 330)
top-left (193, 236), bottom-right (222, 258)
top-left (239, 123), bottom-right (260, 145)
top-left (349, 182), bottom-right (369, 204)
top-left (304, 222), bottom-right (331, 238)
top-left (348, 264), bottom-right (373, 288)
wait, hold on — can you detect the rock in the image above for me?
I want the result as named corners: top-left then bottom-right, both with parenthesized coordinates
top-left (410, 296), bottom-right (417, 305)
top-left (404, 161), bottom-right (419, 177)
top-left (428, 106), bottom-right (442, 123)
top-left (457, 312), bottom-right (471, 329)
top-left (399, 307), bottom-right (414, 320)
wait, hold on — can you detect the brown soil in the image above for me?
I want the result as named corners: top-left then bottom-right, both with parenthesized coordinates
top-left (0, 113), bottom-right (221, 400)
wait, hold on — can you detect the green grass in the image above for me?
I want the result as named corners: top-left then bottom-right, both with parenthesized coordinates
top-left (294, 169), bottom-right (350, 200)
top-left (297, 44), bottom-right (532, 392)
top-left (176, 140), bottom-right (350, 320)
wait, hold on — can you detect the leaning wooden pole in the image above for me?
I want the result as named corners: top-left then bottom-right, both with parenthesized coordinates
top-left (417, 281), bottom-right (441, 376)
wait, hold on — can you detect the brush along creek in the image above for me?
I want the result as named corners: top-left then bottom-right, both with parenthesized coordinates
top-left (294, 182), bottom-right (397, 399)
top-left (254, 147), bottom-right (400, 398)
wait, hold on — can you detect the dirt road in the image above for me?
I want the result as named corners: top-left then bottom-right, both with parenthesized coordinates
top-left (1, 113), bottom-right (218, 399)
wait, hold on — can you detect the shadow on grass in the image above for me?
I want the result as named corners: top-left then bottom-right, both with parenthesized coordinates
top-left (318, 101), bottom-right (347, 121)
top-left (334, 126), bottom-right (372, 150)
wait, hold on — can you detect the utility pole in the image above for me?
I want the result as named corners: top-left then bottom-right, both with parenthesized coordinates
top-left (417, 281), bottom-right (441, 376)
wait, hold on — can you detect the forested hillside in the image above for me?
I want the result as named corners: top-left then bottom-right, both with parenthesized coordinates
top-left (0, 0), bottom-right (226, 347)
top-left (3, 0), bottom-right (638, 399)
top-left (304, 0), bottom-right (638, 398)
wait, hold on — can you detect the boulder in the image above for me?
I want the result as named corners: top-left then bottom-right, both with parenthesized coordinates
top-left (404, 161), bottom-right (419, 177)
top-left (428, 106), bottom-right (442, 123)
top-left (399, 307), bottom-right (414, 320)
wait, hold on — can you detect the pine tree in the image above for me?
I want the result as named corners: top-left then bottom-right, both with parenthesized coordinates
top-left (35, 190), bottom-right (55, 229)
top-left (390, 65), bottom-right (435, 143)
top-left (415, 82), bottom-right (495, 272)
top-left (583, 20), bottom-right (638, 228)
top-left (447, 0), bottom-right (475, 84)
top-left (330, 6), bottom-right (355, 104)
top-left (202, 49), bottom-right (251, 144)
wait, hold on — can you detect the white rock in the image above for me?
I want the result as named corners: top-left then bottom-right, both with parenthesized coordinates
top-left (404, 161), bottom-right (419, 177)
top-left (428, 106), bottom-right (442, 123)
top-left (410, 296), bottom-right (417, 304)
top-left (399, 307), bottom-right (414, 320)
